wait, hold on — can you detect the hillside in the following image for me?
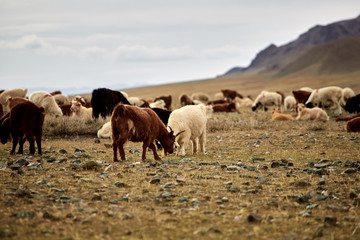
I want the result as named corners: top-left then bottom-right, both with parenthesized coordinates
top-left (225, 15), bottom-right (360, 75)
top-left (275, 37), bottom-right (360, 77)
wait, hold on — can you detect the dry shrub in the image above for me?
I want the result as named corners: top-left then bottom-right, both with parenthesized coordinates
top-left (43, 115), bottom-right (109, 137)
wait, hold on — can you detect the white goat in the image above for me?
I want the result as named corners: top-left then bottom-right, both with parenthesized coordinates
top-left (29, 91), bottom-right (63, 116)
top-left (167, 104), bottom-right (209, 156)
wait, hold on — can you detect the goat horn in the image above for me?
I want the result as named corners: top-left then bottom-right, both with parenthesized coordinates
top-left (175, 130), bottom-right (185, 137)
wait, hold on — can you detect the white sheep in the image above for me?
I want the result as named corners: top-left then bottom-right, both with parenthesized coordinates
top-left (296, 104), bottom-right (329, 121)
top-left (305, 86), bottom-right (342, 114)
top-left (97, 121), bottom-right (112, 139)
top-left (284, 95), bottom-right (296, 112)
top-left (251, 91), bottom-right (282, 111)
top-left (191, 92), bottom-right (211, 103)
top-left (54, 94), bottom-right (70, 105)
top-left (235, 96), bottom-right (253, 110)
top-left (300, 87), bottom-right (313, 92)
top-left (340, 87), bottom-right (355, 107)
top-left (70, 101), bottom-right (93, 120)
top-left (127, 97), bottom-right (143, 106)
top-left (167, 104), bottom-right (209, 156)
top-left (29, 91), bottom-right (63, 116)
top-left (149, 99), bottom-right (166, 109)
top-left (0, 88), bottom-right (28, 112)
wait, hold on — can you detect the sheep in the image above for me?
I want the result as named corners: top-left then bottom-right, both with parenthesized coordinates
top-left (305, 86), bottom-right (343, 114)
top-left (346, 117), bottom-right (360, 132)
top-left (234, 97), bottom-right (253, 110)
top-left (179, 93), bottom-right (194, 106)
top-left (341, 87), bottom-right (356, 107)
top-left (271, 109), bottom-right (293, 121)
top-left (70, 101), bottom-right (93, 120)
top-left (296, 104), bottom-right (329, 122)
top-left (29, 91), bottom-right (63, 116)
top-left (284, 95), bottom-right (296, 112)
top-left (214, 92), bottom-right (224, 100)
top-left (0, 100), bottom-right (45, 155)
top-left (54, 94), bottom-right (70, 105)
top-left (191, 92), bottom-right (211, 103)
top-left (98, 121), bottom-right (112, 139)
top-left (149, 99), bottom-right (166, 109)
top-left (167, 104), bottom-right (209, 156)
top-left (0, 88), bottom-right (28, 112)
top-left (111, 104), bottom-right (181, 161)
top-left (251, 91), bottom-right (282, 111)
top-left (127, 97), bottom-right (143, 106)
top-left (300, 87), bottom-right (313, 92)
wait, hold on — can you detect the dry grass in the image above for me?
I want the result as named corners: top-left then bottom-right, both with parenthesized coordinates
top-left (1, 106), bottom-right (360, 240)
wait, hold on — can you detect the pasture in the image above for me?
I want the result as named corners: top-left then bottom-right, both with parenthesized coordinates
top-left (0, 106), bottom-right (359, 239)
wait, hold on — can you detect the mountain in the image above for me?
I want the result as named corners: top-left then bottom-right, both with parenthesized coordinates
top-left (224, 15), bottom-right (360, 76)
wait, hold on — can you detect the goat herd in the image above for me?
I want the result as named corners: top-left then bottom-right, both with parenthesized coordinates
top-left (0, 85), bottom-right (359, 161)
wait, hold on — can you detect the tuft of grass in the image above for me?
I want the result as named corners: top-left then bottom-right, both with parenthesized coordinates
top-left (81, 160), bottom-right (102, 171)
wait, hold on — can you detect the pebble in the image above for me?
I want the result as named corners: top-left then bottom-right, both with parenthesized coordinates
top-left (247, 214), bottom-right (262, 223)
top-left (14, 159), bottom-right (29, 167)
top-left (150, 175), bottom-right (161, 184)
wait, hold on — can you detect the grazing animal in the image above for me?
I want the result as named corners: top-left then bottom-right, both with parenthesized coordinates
top-left (191, 92), bottom-right (211, 103)
top-left (54, 94), bottom-right (70, 105)
top-left (305, 86), bottom-right (343, 114)
top-left (276, 91), bottom-right (285, 104)
top-left (167, 104), bottom-right (209, 156)
top-left (154, 95), bottom-right (172, 110)
top-left (221, 89), bottom-right (243, 102)
top-left (300, 87), bottom-right (313, 92)
top-left (340, 87), bottom-right (355, 107)
top-left (271, 109), bottom-right (293, 121)
top-left (98, 121), bottom-right (112, 139)
top-left (70, 101), bottom-right (93, 120)
top-left (344, 94), bottom-right (360, 113)
top-left (296, 104), bottom-right (329, 121)
top-left (0, 101), bottom-right (45, 155)
top-left (50, 90), bottom-right (62, 96)
top-left (212, 102), bottom-right (237, 112)
top-left (335, 113), bottom-right (360, 122)
top-left (252, 91), bottom-right (282, 111)
top-left (346, 117), bottom-right (360, 132)
top-left (29, 91), bottom-right (63, 116)
top-left (149, 99), bottom-right (166, 109)
top-left (207, 99), bottom-right (227, 105)
top-left (234, 97), bottom-right (253, 110)
top-left (91, 88), bottom-right (130, 119)
top-left (0, 103), bottom-right (3, 119)
top-left (284, 95), bottom-right (296, 111)
top-left (128, 97), bottom-right (144, 106)
top-left (150, 108), bottom-right (172, 126)
top-left (111, 104), bottom-right (180, 161)
top-left (72, 96), bottom-right (92, 108)
top-left (292, 90), bottom-right (312, 104)
top-left (179, 94), bottom-right (194, 106)
top-left (0, 88), bottom-right (28, 111)
top-left (214, 92), bottom-right (224, 100)
top-left (59, 104), bottom-right (72, 116)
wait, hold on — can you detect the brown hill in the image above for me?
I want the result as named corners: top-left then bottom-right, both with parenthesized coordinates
top-left (275, 37), bottom-right (360, 77)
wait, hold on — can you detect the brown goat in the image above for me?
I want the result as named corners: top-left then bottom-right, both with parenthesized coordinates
top-left (0, 103), bottom-right (3, 119)
top-left (59, 104), bottom-right (72, 116)
top-left (179, 94), bottom-right (194, 106)
top-left (347, 117), bottom-right (360, 132)
top-left (0, 101), bottom-right (45, 155)
top-left (154, 95), bottom-right (172, 110)
top-left (212, 102), bottom-right (237, 112)
top-left (292, 90), bottom-right (312, 104)
top-left (221, 89), bottom-right (243, 102)
top-left (207, 99), bottom-right (227, 105)
top-left (111, 104), bottom-right (180, 161)
top-left (336, 113), bottom-right (360, 122)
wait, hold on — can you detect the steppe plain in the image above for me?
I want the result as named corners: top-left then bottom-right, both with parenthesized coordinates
top-left (0, 72), bottom-right (360, 240)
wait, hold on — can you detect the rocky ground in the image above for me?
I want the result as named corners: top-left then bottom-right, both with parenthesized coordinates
top-left (0, 110), bottom-right (359, 240)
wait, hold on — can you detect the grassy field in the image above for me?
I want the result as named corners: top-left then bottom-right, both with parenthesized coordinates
top-left (0, 73), bottom-right (360, 240)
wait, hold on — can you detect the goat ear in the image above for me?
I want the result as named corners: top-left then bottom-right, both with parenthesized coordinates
top-left (175, 130), bottom-right (185, 137)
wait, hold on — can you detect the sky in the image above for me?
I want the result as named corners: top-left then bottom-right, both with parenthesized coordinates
top-left (1, 0), bottom-right (359, 95)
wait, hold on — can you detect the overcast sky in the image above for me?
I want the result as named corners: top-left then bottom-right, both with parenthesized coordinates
top-left (1, 1), bottom-right (359, 95)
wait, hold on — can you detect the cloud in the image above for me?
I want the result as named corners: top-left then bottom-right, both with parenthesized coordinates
top-left (111, 45), bottom-right (194, 61)
top-left (0, 34), bottom-right (49, 49)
